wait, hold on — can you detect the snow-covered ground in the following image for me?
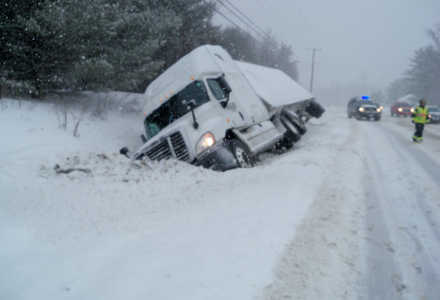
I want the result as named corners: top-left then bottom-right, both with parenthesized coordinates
top-left (1, 99), bottom-right (440, 300)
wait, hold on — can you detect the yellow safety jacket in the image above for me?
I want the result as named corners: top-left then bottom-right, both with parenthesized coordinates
top-left (412, 106), bottom-right (429, 124)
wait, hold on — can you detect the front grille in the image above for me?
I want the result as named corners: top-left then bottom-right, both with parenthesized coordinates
top-left (170, 132), bottom-right (190, 161)
top-left (364, 107), bottom-right (377, 112)
top-left (145, 132), bottom-right (190, 162)
top-left (145, 139), bottom-right (172, 161)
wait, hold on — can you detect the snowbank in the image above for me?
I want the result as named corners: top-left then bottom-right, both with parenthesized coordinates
top-left (1, 99), bottom-right (366, 300)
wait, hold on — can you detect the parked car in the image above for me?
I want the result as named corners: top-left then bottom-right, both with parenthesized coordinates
top-left (120, 45), bottom-right (324, 171)
top-left (347, 97), bottom-right (382, 121)
top-left (390, 102), bottom-right (412, 117)
top-left (427, 105), bottom-right (440, 124)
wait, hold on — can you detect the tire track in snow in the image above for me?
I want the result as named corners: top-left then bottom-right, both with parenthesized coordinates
top-left (382, 124), bottom-right (440, 240)
top-left (361, 121), bottom-right (440, 299)
top-left (360, 131), bottom-right (410, 300)
top-left (258, 120), bottom-right (367, 300)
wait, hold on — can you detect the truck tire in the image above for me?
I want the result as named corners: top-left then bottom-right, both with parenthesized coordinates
top-left (280, 117), bottom-right (301, 143)
top-left (230, 139), bottom-right (255, 168)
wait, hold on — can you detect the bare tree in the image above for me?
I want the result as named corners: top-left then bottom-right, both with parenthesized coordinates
top-left (53, 94), bottom-right (69, 130)
top-left (70, 100), bottom-right (88, 137)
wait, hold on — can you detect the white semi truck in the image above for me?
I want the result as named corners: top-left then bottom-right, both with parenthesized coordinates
top-left (121, 45), bottom-right (324, 170)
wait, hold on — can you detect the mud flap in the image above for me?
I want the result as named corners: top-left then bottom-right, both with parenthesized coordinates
top-left (305, 100), bottom-right (325, 118)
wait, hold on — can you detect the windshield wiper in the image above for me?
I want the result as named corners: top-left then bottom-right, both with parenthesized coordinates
top-left (182, 99), bottom-right (199, 129)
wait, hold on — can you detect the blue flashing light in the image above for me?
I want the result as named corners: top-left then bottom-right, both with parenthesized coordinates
top-left (362, 96), bottom-right (370, 100)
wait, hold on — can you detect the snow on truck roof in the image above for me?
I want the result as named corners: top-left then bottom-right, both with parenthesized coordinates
top-left (143, 45), bottom-right (313, 114)
top-left (143, 45), bottom-right (234, 114)
top-left (236, 61), bottom-right (313, 107)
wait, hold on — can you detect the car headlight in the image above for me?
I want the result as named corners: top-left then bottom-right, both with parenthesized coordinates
top-left (196, 132), bottom-right (216, 154)
top-left (376, 108), bottom-right (381, 112)
top-left (397, 107), bottom-right (403, 112)
top-left (359, 107), bottom-right (365, 112)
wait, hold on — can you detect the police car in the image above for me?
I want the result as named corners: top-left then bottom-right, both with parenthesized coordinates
top-left (347, 96), bottom-right (383, 121)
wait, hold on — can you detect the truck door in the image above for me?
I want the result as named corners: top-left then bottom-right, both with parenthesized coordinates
top-left (205, 75), bottom-right (249, 127)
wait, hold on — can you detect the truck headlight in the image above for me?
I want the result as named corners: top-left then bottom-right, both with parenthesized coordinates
top-left (410, 107), bottom-right (415, 113)
top-left (376, 108), bottom-right (381, 112)
top-left (398, 107), bottom-right (403, 112)
top-left (359, 107), bottom-right (365, 112)
top-left (196, 132), bottom-right (216, 154)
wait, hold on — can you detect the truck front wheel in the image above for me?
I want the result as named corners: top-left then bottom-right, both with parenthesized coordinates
top-left (231, 139), bottom-right (255, 168)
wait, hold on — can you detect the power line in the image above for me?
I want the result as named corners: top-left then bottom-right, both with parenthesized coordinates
top-left (216, 0), bottom-right (263, 38)
top-left (213, 0), bottom-right (294, 53)
top-left (220, 0), bottom-right (270, 39)
top-left (212, 6), bottom-right (255, 38)
top-left (215, 0), bottom-right (267, 40)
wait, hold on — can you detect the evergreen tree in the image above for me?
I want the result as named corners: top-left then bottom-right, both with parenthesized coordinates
top-left (257, 32), bottom-right (278, 68)
top-left (405, 24), bottom-right (440, 104)
top-left (1, 0), bottom-right (301, 95)
top-left (275, 42), bottom-right (299, 80)
top-left (1, 0), bottom-right (60, 95)
top-left (387, 78), bottom-right (412, 103)
top-left (215, 27), bottom-right (298, 81)
top-left (151, 0), bottom-right (217, 72)
top-left (218, 27), bottom-right (258, 62)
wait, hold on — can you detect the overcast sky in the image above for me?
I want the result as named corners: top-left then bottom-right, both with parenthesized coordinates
top-left (217, 0), bottom-right (440, 99)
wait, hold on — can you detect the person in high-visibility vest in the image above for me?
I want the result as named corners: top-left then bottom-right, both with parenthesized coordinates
top-left (411, 99), bottom-right (430, 143)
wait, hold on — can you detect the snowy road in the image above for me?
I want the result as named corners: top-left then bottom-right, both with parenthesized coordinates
top-left (1, 100), bottom-right (440, 299)
top-left (362, 119), bottom-right (440, 300)
top-left (260, 116), bottom-right (440, 300)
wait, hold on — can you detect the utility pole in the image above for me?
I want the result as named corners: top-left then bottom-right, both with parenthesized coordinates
top-left (308, 48), bottom-right (321, 92)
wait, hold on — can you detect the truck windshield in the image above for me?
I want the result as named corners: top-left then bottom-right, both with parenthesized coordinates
top-left (144, 80), bottom-right (209, 139)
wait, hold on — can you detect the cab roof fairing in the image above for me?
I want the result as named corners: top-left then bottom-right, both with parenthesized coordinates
top-left (143, 45), bottom-right (237, 115)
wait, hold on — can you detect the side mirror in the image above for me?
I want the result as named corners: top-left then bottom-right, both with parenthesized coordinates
top-left (219, 75), bottom-right (232, 94)
top-left (220, 100), bottom-right (228, 108)
top-left (218, 75), bottom-right (232, 109)
top-left (120, 147), bottom-right (130, 158)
